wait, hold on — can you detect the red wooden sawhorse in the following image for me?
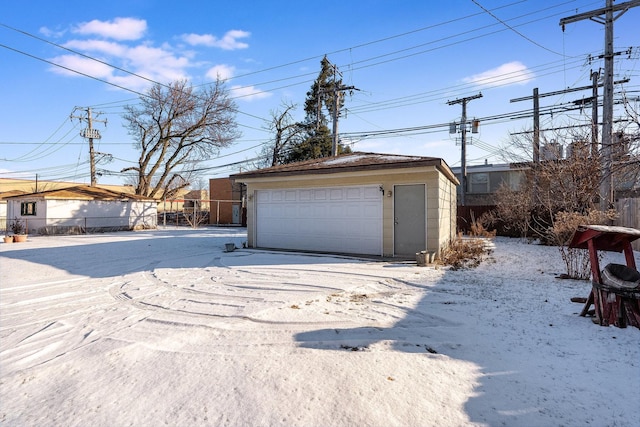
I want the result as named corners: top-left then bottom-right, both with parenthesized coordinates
top-left (569, 225), bottom-right (640, 328)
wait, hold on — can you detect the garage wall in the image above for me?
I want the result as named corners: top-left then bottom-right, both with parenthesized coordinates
top-left (436, 173), bottom-right (457, 253)
top-left (242, 167), bottom-right (448, 257)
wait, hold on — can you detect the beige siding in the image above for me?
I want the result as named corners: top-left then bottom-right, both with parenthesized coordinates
top-left (241, 166), bottom-right (457, 257)
top-left (437, 173), bottom-right (457, 255)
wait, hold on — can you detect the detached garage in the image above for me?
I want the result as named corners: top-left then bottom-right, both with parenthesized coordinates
top-left (231, 152), bottom-right (458, 258)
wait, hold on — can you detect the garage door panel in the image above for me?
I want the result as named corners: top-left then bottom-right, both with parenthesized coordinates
top-left (345, 204), bottom-right (361, 217)
top-left (346, 187), bottom-right (362, 199)
top-left (313, 189), bottom-right (327, 200)
top-left (330, 189), bottom-right (344, 200)
top-left (256, 186), bottom-right (382, 255)
top-left (363, 186), bottom-right (381, 199)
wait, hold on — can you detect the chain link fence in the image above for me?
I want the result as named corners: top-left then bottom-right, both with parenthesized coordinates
top-left (2, 215), bottom-right (157, 236)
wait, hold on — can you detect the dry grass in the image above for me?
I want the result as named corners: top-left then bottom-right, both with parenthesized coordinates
top-left (469, 213), bottom-right (497, 238)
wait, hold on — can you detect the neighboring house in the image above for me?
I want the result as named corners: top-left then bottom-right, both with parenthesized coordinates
top-left (451, 162), bottom-right (526, 206)
top-left (182, 189), bottom-right (209, 213)
top-left (0, 190), bottom-right (27, 233)
top-left (452, 158), bottom-right (639, 236)
top-left (4, 185), bottom-right (157, 235)
top-left (0, 177), bottom-right (137, 194)
top-left (209, 178), bottom-right (245, 226)
top-left (230, 152), bottom-right (459, 258)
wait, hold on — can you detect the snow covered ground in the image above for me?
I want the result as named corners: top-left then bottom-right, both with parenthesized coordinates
top-left (1, 228), bottom-right (638, 427)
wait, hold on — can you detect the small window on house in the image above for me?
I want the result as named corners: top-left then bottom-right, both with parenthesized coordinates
top-left (489, 171), bottom-right (509, 193)
top-left (470, 173), bottom-right (489, 194)
top-left (21, 202), bottom-right (37, 216)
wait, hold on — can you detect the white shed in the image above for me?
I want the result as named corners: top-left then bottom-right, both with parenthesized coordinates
top-left (4, 185), bottom-right (157, 235)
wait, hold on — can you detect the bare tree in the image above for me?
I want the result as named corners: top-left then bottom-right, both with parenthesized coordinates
top-left (269, 101), bottom-right (303, 167)
top-left (122, 79), bottom-right (239, 199)
top-left (489, 128), bottom-right (602, 240)
top-left (614, 92), bottom-right (640, 197)
top-left (255, 101), bottom-right (303, 169)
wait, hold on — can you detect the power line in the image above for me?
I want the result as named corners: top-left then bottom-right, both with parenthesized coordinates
top-left (0, 22), bottom-right (167, 90)
top-left (0, 42), bottom-right (148, 97)
top-left (2, 1), bottom-right (591, 117)
top-left (3, 2), bottom-right (636, 182)
top-left (471, 0), bottom-right (565, 56)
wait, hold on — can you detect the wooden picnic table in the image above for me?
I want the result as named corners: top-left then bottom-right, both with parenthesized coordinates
top-left (569, 225), bottom-right (640, 328)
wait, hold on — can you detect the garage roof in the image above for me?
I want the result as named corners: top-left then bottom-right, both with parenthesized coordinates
top-left (3, 185), bottom-right (156, 201)
top-left (231, 152), bottom-right (459, 184)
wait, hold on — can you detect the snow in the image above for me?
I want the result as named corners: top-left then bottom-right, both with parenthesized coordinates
top-left (1, 228), bottom-right (639, 427)
top-left (321, 153), bottom-right (424, 166)
top-left (321, 154), bottom-right (369, 165)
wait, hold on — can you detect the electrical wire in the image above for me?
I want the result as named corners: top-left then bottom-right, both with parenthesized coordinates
top-left (471, 0), bottom-right (565, 56)
top-left (2, 1), bottom-right (636, 181)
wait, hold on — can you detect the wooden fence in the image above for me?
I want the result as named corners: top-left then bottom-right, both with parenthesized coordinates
top-left (457, 199), bottom-right (639, 249)
top-left (615, 198), bottom-right (640, 250)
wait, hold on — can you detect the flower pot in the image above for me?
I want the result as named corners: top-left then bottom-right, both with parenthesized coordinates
top-left (13, 234), bottom-right (27, 243)
top-left (3, 236), bottom-right (13, 243)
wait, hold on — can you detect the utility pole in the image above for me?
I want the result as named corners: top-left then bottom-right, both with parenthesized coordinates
top-left (511, 76), bottom-right (628, 209)
top-left (533, 88), bottom-right (540, 164)
top-left (320, 59), bottom-right (357, 156)
top-left (448, 93), bottom-right (482, 206)
top-left (591, 70), bottom-right (599, 156)
top-left (511, 79), bottom-right (628, 134)
top-left (560, 0), bottom-right (640, 209)
top-left (533, 88), bottom-right (540, 203)
top-left (71, 107), bottom-right (107, 187)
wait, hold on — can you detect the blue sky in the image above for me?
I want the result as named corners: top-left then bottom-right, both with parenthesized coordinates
top-left (1, 0), bottom-right (639, 186)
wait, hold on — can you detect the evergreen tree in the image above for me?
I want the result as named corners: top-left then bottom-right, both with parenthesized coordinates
top-left (285, 57), bottom-right (351, 163)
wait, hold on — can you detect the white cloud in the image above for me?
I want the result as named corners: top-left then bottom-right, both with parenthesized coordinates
top-left (39, 26), bottom-right (66, 38)
top-left (181, 30), bottom-right (250, 50)
top-left (120, 45), bottom-right (191, 89)
top-left (64, 39), bottom-right (127, 57)
top-left (126, 44), bottom-right (189, 70)
top-left (109, 69), bottom-right (187, 93)
top-left (49, 42), bottom-right (191, 92)
top-left (74, 17), bottom-right (147, 41)
top-left (206, 64), bottom-right (235, 81)
top-left (230, 85), bottom-right (271, 101)
top-left (47, 18), bottom-right (251, 94)
top-left (49, 55), bottom-right (114, 78)
top-left (182, 34), bottom-right (216, 46)
top-left (463, 61), bottom-right (534, 88)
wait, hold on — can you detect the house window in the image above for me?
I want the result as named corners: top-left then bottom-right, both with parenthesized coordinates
top-left (470, 173), bottom-right (489, 194)
top-left (21, 202), bottom-right (37, 216)
top-left (489, 171), bottom-right (510, 192)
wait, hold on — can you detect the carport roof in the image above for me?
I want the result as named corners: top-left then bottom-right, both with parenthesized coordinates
top-left (231, 152), bottom-right (459, 184)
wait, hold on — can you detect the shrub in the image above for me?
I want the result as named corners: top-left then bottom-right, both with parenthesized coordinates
top-left (10, 217), bottom-right (26, 235)
top-left (548, 209), bottom-right (618, 280)
top-left (439, 234), bottom-right (492, 270)
top-left (469, 212), bottom-right (497, 238)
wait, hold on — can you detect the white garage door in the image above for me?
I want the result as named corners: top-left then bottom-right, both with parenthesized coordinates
top-left (255, 185), bottom-right (382, 255)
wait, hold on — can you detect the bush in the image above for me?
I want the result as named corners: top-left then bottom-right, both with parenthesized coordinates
top-left (439, 234), bottom-right (492, 270)
top-left (469, 212), bottom-right (497, 238)
top-left (548, 209), bottom-right (618, 280)
top-left (10, 217), bottom-right (26, 235)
